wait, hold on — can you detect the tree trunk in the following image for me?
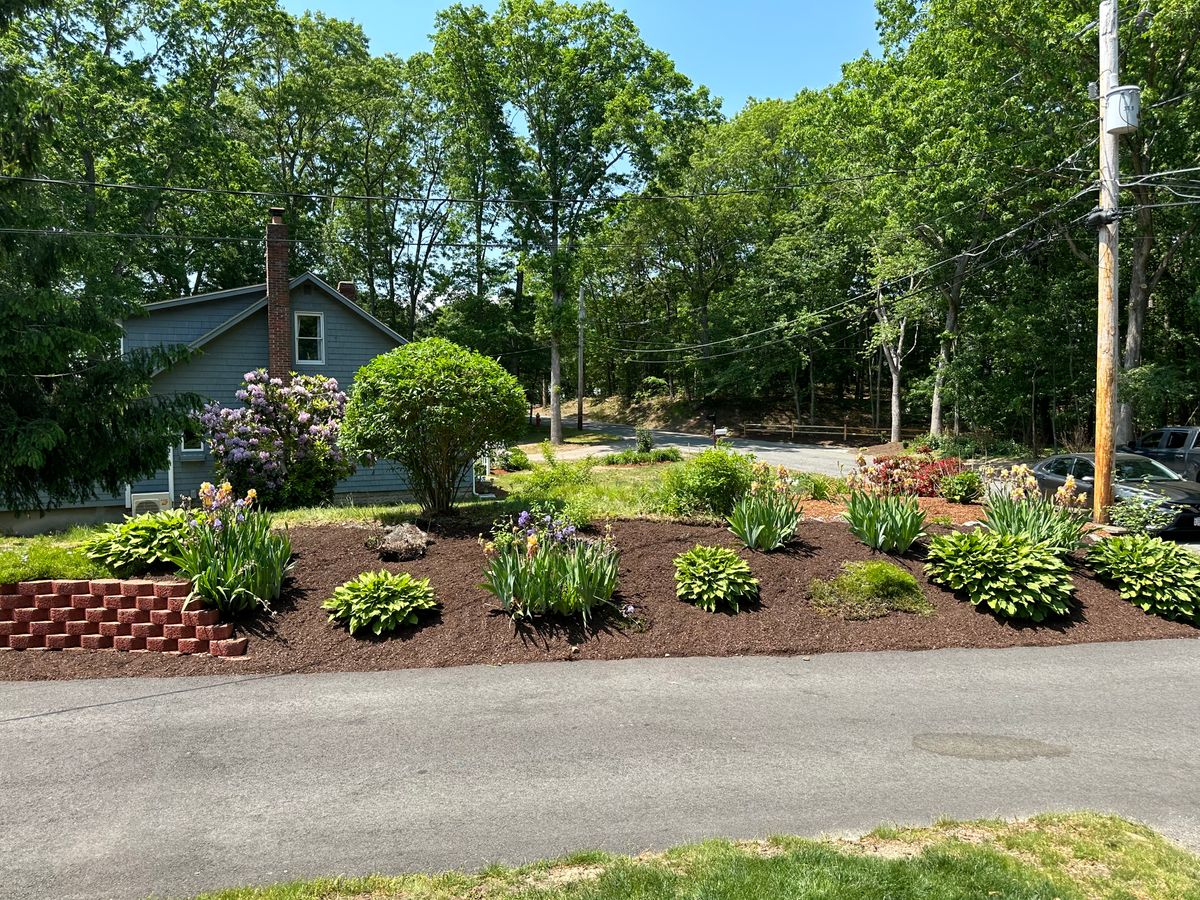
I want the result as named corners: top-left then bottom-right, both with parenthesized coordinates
top-left (808, 347), bottom-right (816, 423)
top-left (930, 255), bottom-right (966, 437)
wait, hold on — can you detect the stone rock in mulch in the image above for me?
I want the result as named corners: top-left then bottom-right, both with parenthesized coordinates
top-left (370, 523), bottom-right (431, 561)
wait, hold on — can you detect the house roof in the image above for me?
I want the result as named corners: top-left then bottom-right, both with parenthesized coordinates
top-left (144, 271), bottom-right (407, 350)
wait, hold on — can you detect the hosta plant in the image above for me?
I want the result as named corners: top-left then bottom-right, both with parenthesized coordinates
top-left (480, 508), bottom-right (619, 625)
top-left (323, 570), bottom-right (439, 636)
top-left (84, 509), bottom-right (189, 576)
top-left (843, 491), bottom-right (926, 553)
top-left (925, 530), bottom-right (1074, 622)
top-left (168, 482), bottom-right (292, 617)
top-left (673, 544), bottom-right (758, 613)
top-left (1087, 534), bottom-right (1200, 622)
top-left (727, 472), bottom-right (801, 551)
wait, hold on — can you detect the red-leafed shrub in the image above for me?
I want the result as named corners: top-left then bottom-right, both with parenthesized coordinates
top-left (848, 453), bottom-right (965, 497)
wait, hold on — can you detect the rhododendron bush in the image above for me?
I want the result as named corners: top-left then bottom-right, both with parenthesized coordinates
top-left (199, 370), bottom-right (354, 508)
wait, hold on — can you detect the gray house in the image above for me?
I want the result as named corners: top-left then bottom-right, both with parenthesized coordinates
top-left (2, 208), bottom-right (408, 534)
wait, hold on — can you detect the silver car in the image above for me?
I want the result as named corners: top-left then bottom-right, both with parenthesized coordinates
top-left (1031, 452), bottom-right (1200, 533)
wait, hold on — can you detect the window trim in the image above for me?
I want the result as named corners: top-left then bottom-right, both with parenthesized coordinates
top-left (294, 310), bottom-right (325, 366)
top-left (179, 433), bottom-right (206, 455)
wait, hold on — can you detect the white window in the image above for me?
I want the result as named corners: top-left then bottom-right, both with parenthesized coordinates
top-left (295, 311), bottom-right (325, 365)
top-left (180, 425), bottom-right (205, 455)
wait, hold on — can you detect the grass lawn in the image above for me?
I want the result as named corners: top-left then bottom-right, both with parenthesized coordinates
top-left (516, 422), bottom-right (622, 450)
top-left (194, 813), bottom-right (1200, 899)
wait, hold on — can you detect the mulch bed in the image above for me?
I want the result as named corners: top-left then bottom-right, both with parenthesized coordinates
top-left (2, 519), bottom-right (1195, 682)
top-left (804, 497), bottom-right (985, 526)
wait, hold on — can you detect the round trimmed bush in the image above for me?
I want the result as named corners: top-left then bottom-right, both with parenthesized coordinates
top-left (657, 447), bottom-right (754, 517)
top-left (925, 530), bottom-right (1074, 622)
top-left (343, 339), bottom-right (527, 514)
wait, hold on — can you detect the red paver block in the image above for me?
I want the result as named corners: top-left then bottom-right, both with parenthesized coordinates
top-left (50, 607), bottom-right (85, 623)
top-left (98, 622), bottom-right (131, 638)
top-left (103, 594), bottom-right (137, 610)
top-left (195, 624), bottom-right (233, 642)
top-left (89, 580), bottom-right (122, 596)
top-left (18, 580), bottom-right (52, 596)
top-left (65, 620), bottom-right (99, 637)
top-left (150, 609), bottom-right (181, 626)
top-left (209, 638), bottom-right (249, 658)
top-left (8, 634), bottom-right (43, 650)
top-left (181, 609), bottom-right (219, 627)
top-left (13, 608), bottom-right (43, 624)
top-left (176, 638), bottom-right (209, 655)
top-left (117, 608), bottom-right (150, 625)
top-left (80, 634), bottom-right (113, 650)
top-left (135, 595), bottom-right (168, 612)
top-left (154, 581), bottom-right (190, 599)
top-left (85, 607), bottom-right (118, 624)
top-left (163, 624), bottom-right (195, 640)
top-left (130, 622), bottom-right (162, 639)
top-left (34, 594), bottom-right (68, 610)
top-left (51, 579), bottom-right (90, 595)
top-left (45, 633), bottom-right (81, 650)
top-left (0, 621), bottom-right (22, 638)
top-left (0, 594), bottom-right (24, 610)
top-left (0, 607), bottom-right (11, 622)
top-left (70, 593), bottom-right (102, 610)
top-left (28, 621), bottom-right (59, 637)
top-left (145, 637), bottom-right (178, 652)
top-left (0, 583), bottom-right (15, 595)
top-left (120, 580), bottom-right (156, 597)
top-left (113, 635), bottom-right (147, 652)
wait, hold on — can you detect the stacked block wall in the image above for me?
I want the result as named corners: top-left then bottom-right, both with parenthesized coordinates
top-left (0, 580), bottom-right (247, 657)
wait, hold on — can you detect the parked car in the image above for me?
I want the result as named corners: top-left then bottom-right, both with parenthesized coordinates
top-left (1030, 452), bottom-right (1200, 533)
top-left (1124, 426), bottom-right (1200, 481)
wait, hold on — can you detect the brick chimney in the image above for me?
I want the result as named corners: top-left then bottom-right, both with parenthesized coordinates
top-left (265, 207), bottom-right (291, 381)
top-left (336, 281), bottom-right (358, 302)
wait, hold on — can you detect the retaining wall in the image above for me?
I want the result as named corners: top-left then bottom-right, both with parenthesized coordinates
top-left (0, 579), bottom-right (247, 656)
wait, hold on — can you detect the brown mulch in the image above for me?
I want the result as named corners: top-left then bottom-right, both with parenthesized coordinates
top-left (804, 497), bottom-right (986, 526)
top-left (1, 519), bottom-right (1195, 682)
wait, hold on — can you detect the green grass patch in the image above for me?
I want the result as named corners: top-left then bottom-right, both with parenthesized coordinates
top-left (810, 560), bottom-right (934, 620)
top-left (517, 423), bottom-right (621, 449)
top-left (192, 813), bottom-right (1200, 899)
top-left (0, 536), bottom-right (111, 583)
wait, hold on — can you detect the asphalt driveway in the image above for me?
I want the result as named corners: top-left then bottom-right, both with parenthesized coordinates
top-left (2, 639), bottom-right (1198, 899)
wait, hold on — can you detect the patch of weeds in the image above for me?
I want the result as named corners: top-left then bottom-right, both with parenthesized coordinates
top-left (809, 560), bottom-right (933, 620)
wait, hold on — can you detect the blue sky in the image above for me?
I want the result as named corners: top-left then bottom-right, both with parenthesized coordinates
top-left (279, 0), bottom-right (882, 113)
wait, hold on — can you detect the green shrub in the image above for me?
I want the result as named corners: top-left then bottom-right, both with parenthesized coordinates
top-left (526, 456), bottom-right (595, 491)
top-left (727, 488), bottom-right (801, 551)
top-left (0, 539), bottom-right (106, 583)
top-left (323, 570), bottom-right (439, 636)
top-left (925, 530), bottom-right (1074, 622)
top-left (843, 491), bottom-right (926, 553)
top-left (1087, 534), bottom-right (1200, 622)
top-left (794, 472), bottom-right (845, 501)
top-left (635, 376), bottom-right (668, 401)
top-left (635, 427), bottom-right (654, 453)
top-left (168, 488), bottom-right (292, 617)
top-left (657, 447), bottom-right (754, 517)
top-left (810, 561), bottom-right (932, 620)
top-left (481, 509), bottom-right (619, 625)
top-left (673, 544), bottom-right (758, 613)
top-left (982, 494), bottom-right (1087, 557)
top-left (1107, 493), bottom-right (1176, 535)
top-left (82, 510), bottom-right (189, 576)
top-left (938, 470), bottom-right (983, 504)
top-left (600, 447), bottom-right (682, 465)
top-left (343, 338), bottom-right (527, 514)
top-left (496, 446), bottom-right (531, 472)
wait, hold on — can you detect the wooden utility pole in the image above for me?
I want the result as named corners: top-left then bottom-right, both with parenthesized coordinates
top-left (576, 282), bottom-right (586, 432)
top-left (1094, 0), bottom-right (1120, 523)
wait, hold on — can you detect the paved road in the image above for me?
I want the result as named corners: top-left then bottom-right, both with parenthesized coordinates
top-left (570, 419), bottom-right (859, 476)
top-left (2, 640), bottom-right (1199, 899)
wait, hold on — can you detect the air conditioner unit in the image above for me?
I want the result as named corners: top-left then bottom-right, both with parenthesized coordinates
top-left (131, 492), bottom-right (172, 517)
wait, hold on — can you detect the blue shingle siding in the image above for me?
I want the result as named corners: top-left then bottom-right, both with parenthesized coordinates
top-left (122, 292), bottom-right (264, 353)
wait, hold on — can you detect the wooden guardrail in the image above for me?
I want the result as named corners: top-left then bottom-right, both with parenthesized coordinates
top-left (739, 422), bottom-right (925, 443)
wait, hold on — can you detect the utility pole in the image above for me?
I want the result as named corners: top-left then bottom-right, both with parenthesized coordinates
top-left (1093, 0), bottom-right (1120, 523)
top-left (576, 282), bottom-right (585, 432)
